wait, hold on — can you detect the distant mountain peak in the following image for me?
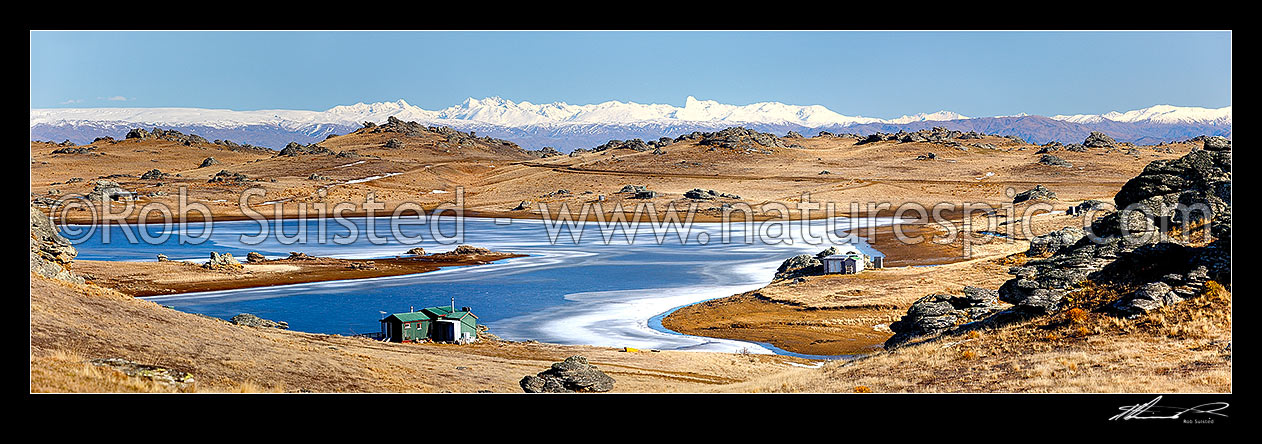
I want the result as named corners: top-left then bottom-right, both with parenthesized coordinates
top-left (1053, 104), bottom-right (1231, 125)
top-left (31, 98), bottom-right (1231, 151)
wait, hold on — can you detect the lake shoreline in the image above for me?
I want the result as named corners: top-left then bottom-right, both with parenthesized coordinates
top-left (77, 251), bottom-right (524, 297)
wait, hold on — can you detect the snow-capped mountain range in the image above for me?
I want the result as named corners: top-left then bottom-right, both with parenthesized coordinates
top-left (30, 97), bottom-right (1231, 151)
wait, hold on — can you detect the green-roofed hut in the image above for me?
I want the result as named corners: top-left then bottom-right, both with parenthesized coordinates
top-left (380, 304), bottom-right (479, 343)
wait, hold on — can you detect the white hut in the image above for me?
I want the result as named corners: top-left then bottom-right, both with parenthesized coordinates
top-left (820, 244), bottom-right (883, 274)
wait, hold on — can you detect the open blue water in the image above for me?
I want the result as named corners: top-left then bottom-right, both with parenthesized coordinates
top-left (64, 216), bottom-right (890, 356)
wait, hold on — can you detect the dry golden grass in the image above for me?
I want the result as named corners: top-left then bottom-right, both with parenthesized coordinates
top-left (29, 274), bottom-right (813, 393)
top-left (711, 281), bottom-right (1231, 393)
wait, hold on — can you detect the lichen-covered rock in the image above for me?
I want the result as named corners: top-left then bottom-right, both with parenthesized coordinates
top-left (1027, 226), bottom-right (1086, 257)
top-left (520, 356), bottom-right (615, 393)
top-left (997, 142), bottom-right (1230, 317)
top-left (229, 313), bottom-right (289, 329)
top-left (203, 252), bottom-right (243, 270)
top-left (85, 180), bottom-right (133, 202)
top-left (30, 204), bottom-right (83, 283)
top-left (885, 286), bottom-right (1005, 349)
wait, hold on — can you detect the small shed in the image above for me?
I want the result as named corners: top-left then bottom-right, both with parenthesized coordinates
top-left (380, 305), bottom-right (479, 343)
top-left (822, 254), bottom-right (866, 274)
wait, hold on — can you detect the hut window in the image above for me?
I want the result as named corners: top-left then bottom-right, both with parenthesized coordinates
top-left (404, 323), bottom-right (410, 329)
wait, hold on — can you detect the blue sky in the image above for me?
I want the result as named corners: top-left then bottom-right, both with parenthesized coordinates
top-left (29, 31), bottom-right (1231, 118)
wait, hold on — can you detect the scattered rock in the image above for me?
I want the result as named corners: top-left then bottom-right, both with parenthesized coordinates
top-left (405, 247), bottom-right (426, 256)
top-left (208, 170), bottom-right (249, 184)
top-left (245, 252), bottom-right (265, 263)
top-left (156, 254), bottom-right (169, 262)
top-left (383, 138), bottom-right (404, 149)
top-left (511, 200), bottom-right (532, 211)
top-left (198, 157), bottom-right (220, 168)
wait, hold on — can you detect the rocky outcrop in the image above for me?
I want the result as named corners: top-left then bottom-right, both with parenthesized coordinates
top-left (245, 252), bottom-right (265, 263)
top-left (125, 127), bottom-right (209, 146)
top-left (1083, 131), bottom-right (1117, 148)
top-left (405, 247), bottom-right (426, 255)
top-left (520, 356), bottom-right (615, 393)
top-left (530, 146), bottom-right (563, 158)
top-left (30, 204), bottom-right (83, 283)
top-left (692, 127), bottom-right (787, 150)
top-left (90, 358), bottom-right (195, 389)
top-left (203, 252), bottom-right (243, 270)
top-left (885, 287), bottom-right (1004, 348)
top-left (279, 142), bottom-right (334, 156)
top-left (383, 138), bottom-right (404, 149)
top-left (85, 180), bottom-right (133, 202)
top-left (772, 247), bottom-right (841, 280)
top-left (139, 169), bottom-right (167, 180)
top-left (198, 157), bottom-right (219, 168)
top-left (229, 313), bottom-right (289, 329)
top-left (594, 139), bottom-right (650, 152)
top-left (208, 170), bottom-right (249, 184)
top-left (441, 245), bottom-right (493, 256)
top-left (998, 137), bottom-right (1230, 316)
top-left (684, 188), bottom-right (740, 200)
top-left (1038, 154), bottom-right (1072, 167)
top-left (1013, 185), bottom-right (1056, 203)
top-left (52, 145), bottom-right (98, 155)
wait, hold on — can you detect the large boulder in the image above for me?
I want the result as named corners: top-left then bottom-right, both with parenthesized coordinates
top-left (203, 252), bottom-right (243, 270)
top-left (775, 254), bottom-right (821, 280)
top-left (85, 180), bottom-right (133, 202)
top-left (885, 286), bottom-right (1005, 349)
top-left (1083, 131), bottom-right (1117, 148)
top-left (520, 356), bottom-right (615, 393)
top-left (1038, 154), bottom-right (1073, 167)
